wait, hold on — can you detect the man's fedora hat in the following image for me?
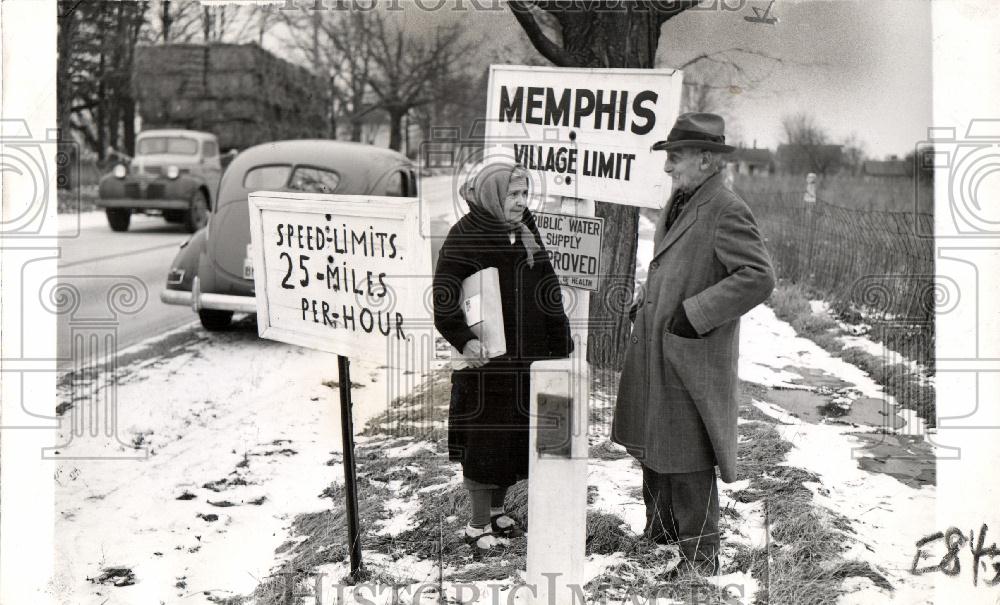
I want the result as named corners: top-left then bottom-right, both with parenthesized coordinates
top-left (651, 112), bottom-right (736, 153)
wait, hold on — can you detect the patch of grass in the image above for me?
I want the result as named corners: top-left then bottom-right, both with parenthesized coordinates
top-left (726, 543), bottom-right (768, 577)
top-left (58, 186), bottom-right (99, 213)
top-left (236, 367), bottom-right (893, 605)
top-left (586, 512), bottom-right (632, 555)
top-left (589, 439), bottom-right (629, 461)
top-left (737, 421), bottom-right (792, 479)
top-left (359, 369), bottom-right (452, 439)
top-left (733, 394), bottom-right (890, 605)
top-left (589, 562), bottom-right (724, 604)
top-left (769, 282), bottom-right (839, 337)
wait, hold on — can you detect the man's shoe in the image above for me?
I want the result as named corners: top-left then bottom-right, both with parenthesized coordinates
top-left (660, 556), bottom-right (720, 580)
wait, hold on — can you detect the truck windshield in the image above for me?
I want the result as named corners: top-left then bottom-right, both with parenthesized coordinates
top-left (137, 137), bottom-right (199, 155)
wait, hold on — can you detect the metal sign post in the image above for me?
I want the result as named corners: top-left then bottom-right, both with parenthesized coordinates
top-left (337, 354), bottom-right (364, 577)
top-left (246, 192), bottom-right (432, 585)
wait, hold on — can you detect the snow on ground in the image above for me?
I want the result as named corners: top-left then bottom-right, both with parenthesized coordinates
top-left (741, 301), bottom-right (935, 600)
top-left (52, 328), bottom-right (427, 604)
top-left (375, 497), bottom-right (422, 537)
top-left (588, 456), bottom-right (648, 534)
top-left (809, 299), bottom-right (933, 384)
top-left (741, 304), bottom-right (889, 401)
top-left (740, 306), bottom-right (936, 603)
top-left (753, 402), bottom-right (935, 604)
top-left (739, 304), bottom-right (928, 436)
top-left (55, 203), bottom-right (937, 604)
top-left (58, 209), bottom-right (175, 234)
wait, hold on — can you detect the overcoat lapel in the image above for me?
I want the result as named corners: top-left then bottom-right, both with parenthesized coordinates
top-left (651, 172), bottom-right (726, 261)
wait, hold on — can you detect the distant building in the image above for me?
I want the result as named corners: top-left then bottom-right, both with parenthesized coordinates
top-left (776, 143), bottom-right (844, 175)
top-left (862, 159), bottom-right (910, 180)
top-left (731, 147), bottom-right (775, 176)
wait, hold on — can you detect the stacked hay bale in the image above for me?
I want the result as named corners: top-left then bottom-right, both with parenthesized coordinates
top-left (133, 43), bottom-right (327, 150)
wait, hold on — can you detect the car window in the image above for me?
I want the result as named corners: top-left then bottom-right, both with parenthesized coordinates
top-left (137, 137), bottom-right (198, 155)
top-left (202, 141), bottom-right (218, 157)
top-left (383, 171), bottom-right (405, 197)
top-left (288, 166), bottom-right (341, 194)
top-left (243, 165), bottom-right (292, 190)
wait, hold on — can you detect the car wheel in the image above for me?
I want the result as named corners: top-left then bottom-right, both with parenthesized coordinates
top-left (198, 309), bottom-right (233, 331)
top-left (106, 208), bottom-right (131, 232)
top-left (184, 190), bottom-right (209, 233)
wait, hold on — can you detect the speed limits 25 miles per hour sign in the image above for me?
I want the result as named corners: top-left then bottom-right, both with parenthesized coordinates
top-left (246, 192), bottom-right (433, 365)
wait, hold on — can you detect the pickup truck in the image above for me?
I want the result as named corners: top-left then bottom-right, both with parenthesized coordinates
top-left (97, 129), bottom-right (222, 232)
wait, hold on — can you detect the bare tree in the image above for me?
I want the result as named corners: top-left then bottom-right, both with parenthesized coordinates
top-left (509, 0), bottom-right (697, 370)
top-left (678, 48), bottom-right (789, 113)
top-left (141, 0), bottom-right (203, 44)
top-left (279, 9), bottom-right (377, 141)
top-left (780, 111), bottom-right (842, 175)
top-left (58, 0), bottom-right (148, 160)
top-left (365, 12), bottom-right (475, 152)
top-left (841, 132), bottom-right (867, 176)
top-left (254, 3), bottom-right (281, 47)
top-left (781, 112), bottom-right (828, 147)
top-left (202, 5), bottom-right (230, 43)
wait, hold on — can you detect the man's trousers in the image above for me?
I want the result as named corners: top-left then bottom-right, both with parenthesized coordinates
top-left (641, 464), bottom-right (720, 568)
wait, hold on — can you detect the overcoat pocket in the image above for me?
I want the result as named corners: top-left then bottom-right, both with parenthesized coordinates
top-left (661, 330), bottom-right (710, 401)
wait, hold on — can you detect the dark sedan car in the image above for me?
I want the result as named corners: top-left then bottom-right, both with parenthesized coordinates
top-left (160, 140), bottom-right (418, 330)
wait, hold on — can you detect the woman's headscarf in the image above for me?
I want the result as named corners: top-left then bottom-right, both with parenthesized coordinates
top-left (459, 162), bottom-right (541, 267)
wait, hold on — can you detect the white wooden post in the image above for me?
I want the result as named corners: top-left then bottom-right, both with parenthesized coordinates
top-left (526, 197), bottom-right (593, 604)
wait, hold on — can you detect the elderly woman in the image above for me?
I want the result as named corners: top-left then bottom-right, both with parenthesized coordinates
top-left (433, 162), bottom-right (572, 555)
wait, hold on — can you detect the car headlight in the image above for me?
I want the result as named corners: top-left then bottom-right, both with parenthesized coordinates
top-left (166, 165), bottom-right (180, 180)
top-left (113, 164), bottom-right (127, 179)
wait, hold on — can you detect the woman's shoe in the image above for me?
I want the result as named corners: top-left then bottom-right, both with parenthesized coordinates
top-left (490, 513), bottom-right (524, 538)
top-left (464, 524), bottom-right (502, 559)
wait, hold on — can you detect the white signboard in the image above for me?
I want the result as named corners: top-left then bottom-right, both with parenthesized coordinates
top-left (485, 65), bottom-right (684, 209)
top-left (534, 211), bottom-right (604, 291)
top-left (247, 192), bottom-right (432, 364)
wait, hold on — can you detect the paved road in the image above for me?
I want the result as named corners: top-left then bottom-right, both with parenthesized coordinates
top-left (56, 211), bottom-right (195, 370)
top-left (55, 176), bottom-right (461, 371)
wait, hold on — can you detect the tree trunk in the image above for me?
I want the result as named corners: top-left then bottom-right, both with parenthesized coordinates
top-left (97, 51), bottom-right (107, 161)
top-left (563, 10), bottom-right (661, 370)
top-left (350, 120), bottom-right (362, 142)
top-left (387, 107), bottom-right (405, 152)
top-left (327, 79), bottom-right (338, 139)
top-left (162, 0), bottom-right (172, 43)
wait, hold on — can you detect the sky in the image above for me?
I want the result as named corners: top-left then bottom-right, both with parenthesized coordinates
top-left (262, 0), bottom-right (932, 159)
top-left (655, 0), bottom-right (933, 158)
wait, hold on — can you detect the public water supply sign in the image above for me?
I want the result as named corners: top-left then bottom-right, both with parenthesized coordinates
top-left (485, 65), bottom-right (684, 208)
top-left (534, 211), bottom-right (604, 291)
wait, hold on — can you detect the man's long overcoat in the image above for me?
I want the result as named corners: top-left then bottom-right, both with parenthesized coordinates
top-left (612, 171), bottom-right (775, 483)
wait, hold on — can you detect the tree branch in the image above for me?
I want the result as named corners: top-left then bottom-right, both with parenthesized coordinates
top-left (508, 0), bottom-right (577, 67)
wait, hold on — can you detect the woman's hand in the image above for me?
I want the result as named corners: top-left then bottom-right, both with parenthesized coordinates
top-left (463, 339), bottom-right (487, 368)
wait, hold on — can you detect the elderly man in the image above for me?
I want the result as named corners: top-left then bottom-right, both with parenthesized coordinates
top-left (611, 112), bottom-right (775, 576)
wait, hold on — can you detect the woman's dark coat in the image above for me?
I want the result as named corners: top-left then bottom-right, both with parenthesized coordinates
top-left (433, 209), bottom-right (573, 486)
